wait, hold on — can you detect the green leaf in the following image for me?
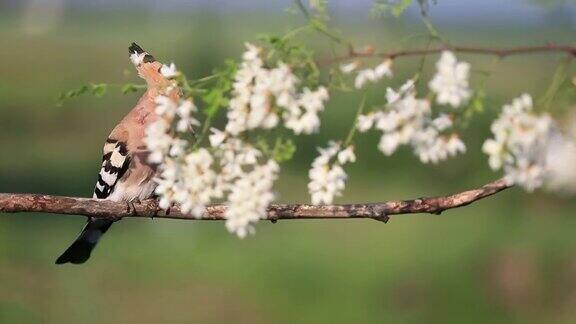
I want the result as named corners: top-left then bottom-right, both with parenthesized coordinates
top-left (91, 83), bottom-right (107, 98)
top-left (200, 59), bottom-right (237, 118)
top-left (258, 33), bottom-right (320, 86)
top-left (471, 89), bottom-right (485, 113)
top-left (459, 89), bottom-right (485, 129)
top-left (255, 137), bottom-right (296, 163)
top-left (272, 138), bottom-right (297, 163)
top-left (121, 83), bottom-right (140, 94)
top-left (70, 85), bottom-right (89, 98)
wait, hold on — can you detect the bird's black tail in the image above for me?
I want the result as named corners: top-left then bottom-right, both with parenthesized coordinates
top-left (55, 218), bottom-right (113, 265)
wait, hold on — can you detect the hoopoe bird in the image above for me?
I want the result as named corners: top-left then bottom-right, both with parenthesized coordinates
top-left (56, 43), bottom-right (178, 264)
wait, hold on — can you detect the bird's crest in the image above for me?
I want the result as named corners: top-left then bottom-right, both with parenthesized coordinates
top-left (129, 42), bottom-right (156, 65)
top-left (128, 42), bottom-right (173, 90)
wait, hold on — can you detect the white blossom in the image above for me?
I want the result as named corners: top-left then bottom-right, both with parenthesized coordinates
top-left (154, 158), bottom-right (180, 209)
top-left (432, 114), bottom-right (453, 131)
top-left (378, 132), bottom-right (401, 156)
top-left (482, 139), bottom-right (509, 170)
top-left (386, 79), bottom-right (415, 104)
top-left (340, 61), bottom-right (359, 74)
top-left (155, 95), bottom-right (178, 118)
top-left (209, 128), bottom-right (227, 147)
top-left (354, 60), bottom-right (393, 89)
top-left (357, 113), bottom-right (377, 132)
top-left (242, 42), bottom-right (262, 62)
top-left (168, 138), bottom-right (187, 158)
top-left (175, 99), bottom-right (200, 132)
top-left (429, 51), bottom-right (472, 108)
top-left (374, 60), bottom-right (393, 79)
top-left (160, 63), bottom-right (179, 79)
top-left (414, 133), bottom-right (466, 164)
top-left (338, 146), bottom-right (356, 164)
top-left (355, 69), bottom-right (376, 89)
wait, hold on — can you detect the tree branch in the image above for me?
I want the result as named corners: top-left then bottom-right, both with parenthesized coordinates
top-left (319, 43), bottom-right (576, 66)
top-left (0, 178), bottom-right (511, 222)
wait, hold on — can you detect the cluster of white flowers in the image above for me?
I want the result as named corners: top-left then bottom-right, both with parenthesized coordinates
top-left (144, 95), bottom-right (199, 163)
top-left (155, 149), bottom-right (217, 215)
top-left (146, 75), bottom-right (282, 236)
top-left (212, 139), bottom-right (280, 237)
top-left (144, 92), bottom-right (212, 216)
top-left (358, 80), bottom-right (466, 163)
top-left (144, 119), bottom-right (173, 164)
top-left (146, 44), bottom-right (334, 237)
top-left (482, 94), bottom-right (555, 191)
top-left (151, 123), bottom-right (280, 237)
top-left (340, 59), bottom-right (393, 89)
top-left (412, 122), bottom-right (467, 164)
top-left (225, 159), bottom-right (279, 238)
top-left (144, 40), bottom-right (576, 241)
top-left (284, 87), bottom-right (330, 135)
top-left (429, 51), bottom-right (472, 108)
top-left (225, 43), bottom-right (329, 136)
top-left (213, 138), bottom-right (264, 190)
top-left (308, 142), bottom-right (356, 205)
top-left (160, 63), bottom-right (179, 79)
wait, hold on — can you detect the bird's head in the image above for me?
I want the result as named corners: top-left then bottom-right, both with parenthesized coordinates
top-left (128, 43), bottom-right (173, 90)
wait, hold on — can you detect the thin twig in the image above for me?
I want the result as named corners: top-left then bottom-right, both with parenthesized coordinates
top-left (343, 93), bottom-right (367, 147)
top-left (319, 43), bottom-right (576, 67)
top-left (0, 178), bottom-right (512, 221)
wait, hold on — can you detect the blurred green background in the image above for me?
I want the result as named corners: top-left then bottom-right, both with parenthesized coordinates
top-left (1, 1), bottom-right (576, 323)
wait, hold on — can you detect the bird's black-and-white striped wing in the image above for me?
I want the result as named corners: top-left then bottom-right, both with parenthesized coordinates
top-left (93, 138), bottom-right (131, 199)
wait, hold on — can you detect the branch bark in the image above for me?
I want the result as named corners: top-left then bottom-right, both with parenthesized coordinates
top-left (0, 178), bottom-right (511, 222)
top-left (319, 43), bottom-right (576, 66)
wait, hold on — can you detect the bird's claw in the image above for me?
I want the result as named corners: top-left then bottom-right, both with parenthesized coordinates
top-left (150, 200), bottom-right (170, 219)
top-left (125, 201), bottom-right (138, 216)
